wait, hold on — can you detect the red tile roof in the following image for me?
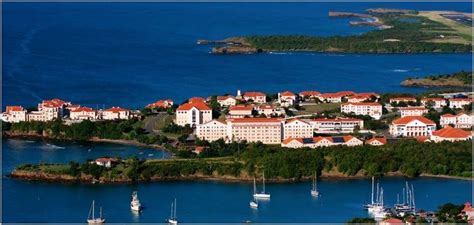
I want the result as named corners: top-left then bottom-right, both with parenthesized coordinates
top-left (366, 137), bottom-right (387, 145)
top-left (415, 136), bottom-right (431, 142)
top-left (227, 118), bottom-right (282, 123)
top-left (217, 95), bottom-right (235, 101)
top-left (71, 107), bottom-right (95, 113)
top-left (432, 126), bottom-right (471, 139)
top-left (398, 107), bottom-right (427, 111)
top-left (244, 92), bottom-right (266, 98)
top-left (189, 97), bottom-right (206, 103)
top-left (319, 93), bottom-right (344, 98)
top-left (258, 104), bottom-right (274, 109)
top-left (104, 107), bottom-right (129, 113)
top-left (299, 91), bottom-right (320, 96)
top-left (392, 116), bottom-right (435, 125)
top-left (229, 105), bottom-right (254, 111)
top-left (282, 137), bottom-right (304, 145)
top-left (463, 202), bottom-right (474, 212)
top-left (311, 117), bottom-right (363, 122)
top-left (42, 98), bottom-right (69, 108)
top-left (341, 102), bottom-right (382, 107)
top-left (6, 106), bottom-right (24, 113)
top-left (390, 97), bottom-right (417, 101)
top-left (348, 92), bottom-right (379, 99)
top-left (280, 91), bottom-right (296, 97)
top-left (383, 218), bottom-right (403, 224)
top-left (450, 98), bottom-right (472, 102)
top-left (336, 91), bottom-right (356, 96)
top-left (421, 97), bottom-right (445, 102)
top-left (146, 99), bottom-right (173, 108)
top-left (177, 102), bottom-right (211, 111)
top-left (441, 113), bottom-right (456, 118)
top-left (342, 135), bottom-right (357, 142)
top-left (313, 136), bottom-right (333, 143)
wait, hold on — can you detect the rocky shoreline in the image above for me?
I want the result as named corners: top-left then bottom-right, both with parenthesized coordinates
top-left (401, 78), bottom-right (471, 88)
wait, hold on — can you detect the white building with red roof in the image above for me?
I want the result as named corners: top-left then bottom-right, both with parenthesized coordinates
top-left (389, 97), bottom-right (417, 104)
top-left (70, 107), bottom-right (98, 120)
top-left (188, 97), bottom-right (207, 104)
top-left (35, 98), bottom-right (72, 121)
top-left (366, 137), bottom-right (387, 146)
top-left (283, 119), bottom-right (313, 139)
top-left (94, 157), bottom-right (119, 168)
top-left (146, 99), bottom-right (174, 109)
top-left (176, 102), bottom-right (212, 127)
top-left (281, 135), bottom-right (362, 149)
top-left (195, 119), bottom-right (229, 142)
top-left (431, 126), bottom-right (471, 143)
top-left (278, 91), bottom-right (297, 106)
top-left (216, 95), bottom-right (237, 107)
top-left (398, 107), bottom-right (428, 117)
top-left (227, 118), bottom-right (283, 144)
top-left (101, 107), bottom-right (130, 120)
top-left (242, 92), bottom-right (266, 104)
top-left (299, 91), bottom-right (320, 99)
top-left (347, 92), bottom-right (379, 103)
top-left (461, 202), bottom-right (474, 221)
top-left (449, 98), bottom-right (472, 109)
top-left (2, 106), bottom-right (27, 123)
top-left (228, 105), bottom-right (254, 118)
top-left (341, 102), bottom-right (383, 120)
top-left (421, 97), bottom-right (447, 109)
top-left (310, 117), bottom-right (363, 133)
top-left (256, 104), bottom-right (284, 117)
top-left (440, 113), bottom-right (473, 129)
top-left (317, 93), bottom-right (346, 103)
top-left (389, 116), bottom-right (436, 137)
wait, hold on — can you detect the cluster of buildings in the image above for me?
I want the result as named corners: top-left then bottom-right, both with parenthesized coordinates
top-left (390, 96), bottom-right (472, 109)
top-left (2, 98), bottom-right (132, 123)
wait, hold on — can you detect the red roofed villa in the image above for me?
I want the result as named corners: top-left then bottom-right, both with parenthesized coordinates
top-left (431, 126), bottom-right (472, 142)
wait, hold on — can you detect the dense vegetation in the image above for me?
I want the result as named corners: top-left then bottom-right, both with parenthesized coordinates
top-left (14, 139), bottom-right (472, 182)
top-left (2, 119), bottom-right (169, 145)
top-left (406, 70), bottom-right (473, 86)
top-left (244, 14), bottom-right (471, 53)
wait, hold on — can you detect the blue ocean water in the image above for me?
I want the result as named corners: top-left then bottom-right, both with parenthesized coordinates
top-left (2, 139), bottom-right (472, 223)
top-left (3, 2), bottom-right (472, 109)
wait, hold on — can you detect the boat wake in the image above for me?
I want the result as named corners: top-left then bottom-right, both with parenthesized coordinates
top-left (392, 69), bottom-right (409, 73)
top-left (42, 143), bottom-right (66, 150)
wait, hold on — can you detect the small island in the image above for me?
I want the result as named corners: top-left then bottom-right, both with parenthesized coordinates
top-left (401, 71), bottom-right (473, 88)
top-left (201, 9), bottom-right (472, 54)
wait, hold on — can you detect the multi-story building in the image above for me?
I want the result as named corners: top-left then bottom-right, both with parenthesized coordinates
top-left (318, 93), bottom-right (345, 103)
top-left (242, 92), bottom-right (266, 104)
top-left (389, 116), bottom-right (436, 137)
top-left (448, 98), bottom-right (472, 109)
top-left (2, 106), bottom-right (27, 123)
top-left (430, 126), bottom-right (471, 143)
top-left (69, 107), bottom-right (98, 120)
top-left (101, 107), bottom-right (130, 120)
top-left (36, 98), bottom-right (71, 121)
top-left (421, 97), bottom-right (447, 109)
top-left (227, 118), bottom-right (283, 144)
top-left (228, 105), bottom-right (254, 118)
top-left (176, 102), bottom-right (212, 127)
top-left (398, 107), bottom-right (428, 117)
top-left (389, 97), bottom-right (417, 104)
top-left (283, 119), bottom-right (313, 139)
top-left (299, 91), bottom-right (320, 100)
top-left (281, 135), bottom-right (363, 149)
top-left (341, 102), bottom-right (383, 120)
top-left (27, 111), bottom-right (49, 122)
top-left (146, 99), bottom-right (174, 109)
top-left (216, 96), bottom-right (237, 107)
top-left (440, 113), bottom-right (473, 129)
top-left (365, 137), bottom-right (387, 146)
top-left (347, 92), bottom-right (379, 103)
top-left (309, 118), bottom-right (363, 133)
top-left (278, 91), bottom-right (297, 106)
top-left (256, 104), bottom-right (284, 117)
top-left (195, 120), bottom-right (229, 142)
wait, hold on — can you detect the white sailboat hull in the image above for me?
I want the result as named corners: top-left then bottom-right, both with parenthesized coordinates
top-left (311, 190), bottom-right (319, 197)
top-left (253, 193), bottom-right (271, 199)
top-left (130, 204), bottom-right (141, 211)
top-left (249, 201), bottom-right (258, 208)
top-left (168, 219), bottom-right (178, 225)
top-left (87, 218), bottom-right (105, 224)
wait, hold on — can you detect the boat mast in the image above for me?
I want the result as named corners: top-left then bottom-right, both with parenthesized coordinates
top-left (380, 188), bottom-right (384, 207)
top-left (99, 207), bottom-right (102, 219)
top-left (174, 198), bottom-right (177, 219)
top-left (170, 202), bottom-right (173, 219)
top-left (371, 176), bottom-right (374, 204)
top-left (92, 200), bottom-right (95, 220)
top-left (375, 182), bottom-right (380, 204)
top-left (253, 178), bottom-right (257, 195)
top-left (314, 172), bottom-right (317, 191)
top-left (402, 188), bottom-right (406, 204)
top-left (411, 184), bottom-right (416, 212)
top-left (262, 171), bottom-right (266, 193)
top-left (397, 194), bottom-right (400, 205)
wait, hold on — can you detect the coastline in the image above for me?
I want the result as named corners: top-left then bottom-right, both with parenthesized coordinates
top-left (9, 169), bottom-right (472, 185)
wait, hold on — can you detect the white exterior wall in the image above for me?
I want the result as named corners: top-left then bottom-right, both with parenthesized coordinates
top-left (310, 119), bottom-right (364, 133)
top-left (218, 98), bottom-right (237, 107)
top-left (176, 107), bottom-right (212, 127)
top-left (195, 120), bottom-right (229, 142)
top-left (449, 99), bottom-right (471, 109)
top-left (389, 120), bottom-right (437, 137)
top-left (102, 111), bottom-right (130, 120)
top-left (400, 109), bottom-right (428, 117)
top-left (70, 111), bottom-right (97, 120)
top-left (341, 104), bottom-right (383, 120)
top-left (283, 120), bottom-right (313, 139)
top-left (228, 121), bottom-right (282, 144)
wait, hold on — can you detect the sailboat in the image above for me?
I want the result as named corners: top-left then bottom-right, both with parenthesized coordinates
top-left (87, 200), bottom-right (105, 224)
top-left (364, 176), bottom-right (380, 211)
top-left (130, 191), bottom-right (142, 212)
top-left (249, 178), bottom-right (259, 209)
top-left (253, 171), bottom-right (271, 199)
top-left (168, 198), bottom-right (178, 225)
top-left (310, 172), bottom-right (320, 197)
top-left (371, 188), bottom-right (389, 219)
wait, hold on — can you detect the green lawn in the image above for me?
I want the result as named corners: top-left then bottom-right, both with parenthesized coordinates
top-left (295, 103), bottom-right (341, 115)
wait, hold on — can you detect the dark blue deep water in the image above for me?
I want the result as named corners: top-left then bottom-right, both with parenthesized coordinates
top-left (2, 2), bottom-right (473, 223)
top-left (3, 2), bottom-right (472, 109)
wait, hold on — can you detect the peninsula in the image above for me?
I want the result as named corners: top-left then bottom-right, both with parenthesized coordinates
top-left (401, 71), bottom-right (473, 88)
top-left (202, 9), bottom-right (472, 54)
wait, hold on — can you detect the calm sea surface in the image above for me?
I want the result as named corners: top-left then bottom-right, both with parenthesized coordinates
top-left (2, 2), bottom-right (473, 223)
top-left (3, 2), bottom-right (472, 109)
